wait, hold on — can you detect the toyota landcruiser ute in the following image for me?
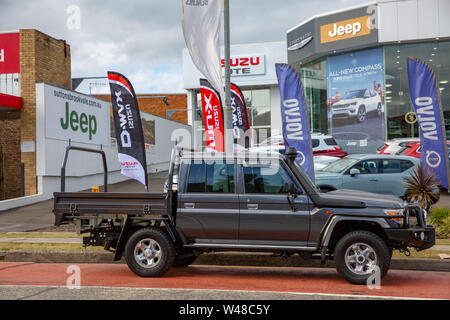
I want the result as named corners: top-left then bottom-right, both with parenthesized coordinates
top-left (53, 146), bottom-right (435, 285)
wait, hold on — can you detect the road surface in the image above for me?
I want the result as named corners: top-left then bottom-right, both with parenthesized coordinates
top-left (0, 262), bottom-right (448, 300)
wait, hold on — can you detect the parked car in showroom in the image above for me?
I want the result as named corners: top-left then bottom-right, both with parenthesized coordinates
top-left (253, 133), bottom-right (348, 158)
top-left (330, 89), bottom-right (383, 123)
top-left (377, 138), bottom-right (418, 155)
top-left (315, 154), bottom-right (419, 198)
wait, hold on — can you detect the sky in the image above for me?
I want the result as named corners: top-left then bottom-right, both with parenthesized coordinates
top-left (0, 0), bottom-right (372, 94)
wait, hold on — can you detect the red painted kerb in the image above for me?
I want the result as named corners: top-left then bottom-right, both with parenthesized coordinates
top-left (0, 92), bottom-right (23, 110)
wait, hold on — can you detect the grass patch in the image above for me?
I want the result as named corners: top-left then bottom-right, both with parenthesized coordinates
top-left (393, 249), bottom-right (448, 259)
top-left (0, 243), bottom-right (103, 251)
top-left (0, 233), bottom-right (82, 239)
top-left (436, 239), bottom-right (450, 246)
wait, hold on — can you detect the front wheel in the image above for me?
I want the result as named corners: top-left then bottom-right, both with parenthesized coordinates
top-left (124, 227), bottom-right (176, 277)
top-left (334, 231), bottom-right (391, 285)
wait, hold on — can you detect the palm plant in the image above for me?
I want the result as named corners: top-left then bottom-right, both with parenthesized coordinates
top-left (403, 164), bottom-right (440, 210)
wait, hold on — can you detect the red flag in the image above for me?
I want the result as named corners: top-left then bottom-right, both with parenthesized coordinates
top-left (200, 79), bottom-right (224, 152)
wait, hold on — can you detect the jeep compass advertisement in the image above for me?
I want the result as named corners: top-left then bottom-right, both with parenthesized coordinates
top-left (326, 47), bottom-right (386, 153)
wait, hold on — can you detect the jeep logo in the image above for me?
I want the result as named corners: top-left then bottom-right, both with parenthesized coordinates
top-left (60, 102), bottom-right (97, 140)
top-left (320, 15), bottom-right (371, 44)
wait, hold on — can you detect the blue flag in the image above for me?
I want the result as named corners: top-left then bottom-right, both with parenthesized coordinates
top-left (275, 63), bottom-right (314, 181)
top-left (407, 58), bottom-right (449, 189)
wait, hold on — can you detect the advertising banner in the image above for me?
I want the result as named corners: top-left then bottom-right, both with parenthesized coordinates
top-left (200, 78), bottom-right (224, 152)
top-left (275, 63), bottom-right (314, 181)
top-left (230, 82), bottom-right (251, 151)
top-left (0, 33), bottom-right (20, 74)
top-left (182, 0), bottom-right (224, 98)
top-left (38, 83), bottom-right (110, 146)
top-left (327, 47), bottom-right (385, 153)
top-left (108, 72), bottom-right (148, 187)
top-left (407, 58), bottom-right (449, 189)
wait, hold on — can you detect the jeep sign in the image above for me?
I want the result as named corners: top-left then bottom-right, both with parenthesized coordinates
top-left (37, 83), bottom-right (110, 146)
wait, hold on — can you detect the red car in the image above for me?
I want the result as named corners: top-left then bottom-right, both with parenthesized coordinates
top-left (397, 141), bottom-right (450, 158)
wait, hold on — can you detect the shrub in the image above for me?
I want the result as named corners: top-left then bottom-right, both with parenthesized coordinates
top-left (428, 208), bottom-right (450, 239)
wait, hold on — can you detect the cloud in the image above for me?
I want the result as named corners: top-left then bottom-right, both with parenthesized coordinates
top-left (0, 0), bottom-right (371, 93)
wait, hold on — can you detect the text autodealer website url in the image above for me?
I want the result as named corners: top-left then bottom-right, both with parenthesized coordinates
top-left (53, 90), bottom-right (102, 109)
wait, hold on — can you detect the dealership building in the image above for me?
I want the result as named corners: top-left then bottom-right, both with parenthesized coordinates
top-left (0, 30), bottom-right (190, 206)
top-left (184, 0), bottom-right (450, 153)
top-left (288, 0), bottom-right (450, 152)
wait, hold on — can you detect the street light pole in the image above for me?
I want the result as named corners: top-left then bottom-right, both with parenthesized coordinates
top-left (223, 0), bottom-right (233, 154)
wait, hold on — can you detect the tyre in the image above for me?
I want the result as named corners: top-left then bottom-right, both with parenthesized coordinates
top-left (356, 105), bottom-right (366, 123)
top-left (124, 227), bottom-right (176, 277)
top-left (334, 230), bottom-right (391, 285)
top-left (173, 251), bottom-right (198, 267)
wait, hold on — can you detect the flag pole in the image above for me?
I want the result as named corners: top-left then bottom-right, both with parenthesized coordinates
top-left (223, 0), bottom-right (233, 154)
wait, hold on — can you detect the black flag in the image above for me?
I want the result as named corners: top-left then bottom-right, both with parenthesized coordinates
top-left (107, 71), bottom-right (148, 188)
top-left (230, 82), bottom-right (251, 150)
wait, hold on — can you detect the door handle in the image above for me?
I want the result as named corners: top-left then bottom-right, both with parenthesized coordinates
top-left (247, 203), bottom-right (258, 210)
top-left (184, 203), bottom-right (195, 209)
top-left (369, 179), bottom-right (378, 182)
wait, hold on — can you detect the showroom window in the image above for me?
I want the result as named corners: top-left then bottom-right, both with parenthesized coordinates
top-left (384, 40), bottom-right (450, 140)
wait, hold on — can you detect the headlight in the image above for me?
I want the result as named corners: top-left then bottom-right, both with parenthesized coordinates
top-left (384, 209), bottom-right (403, 222)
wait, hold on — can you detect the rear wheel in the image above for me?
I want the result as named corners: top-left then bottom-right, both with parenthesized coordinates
top-left (356, 105), bottom-right (366, 123)
top-left (125, 227), bottom-right (175, 277)
top-left (334, 230), bottom-right (391, 285)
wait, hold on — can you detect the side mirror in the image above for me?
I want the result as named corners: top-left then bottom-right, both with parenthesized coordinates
top-left (350, 168), bottom-right (360, 176)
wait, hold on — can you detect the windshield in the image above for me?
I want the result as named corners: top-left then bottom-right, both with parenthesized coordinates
top-left (320, 157), bottom-right (358, 173)
top-left (342, 90), bottom-right (365, 100)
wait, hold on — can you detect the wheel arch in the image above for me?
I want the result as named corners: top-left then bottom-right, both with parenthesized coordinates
top-left (321, 216), bottom-right (390, 253)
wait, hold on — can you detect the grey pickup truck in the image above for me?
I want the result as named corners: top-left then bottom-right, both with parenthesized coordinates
top-left (53, 146), bottom-right (435, 284)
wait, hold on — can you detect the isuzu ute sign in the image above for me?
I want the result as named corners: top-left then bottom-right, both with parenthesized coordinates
top-left (200, 79), bottom-right (224, 152)
top-left (276, 63), bottom-right (314, 181)
top-left (108, 71), bottom-right (148, 188)
top-left (230, 83), bottom-right (251, 151)
top-left (407, 58), bottom-right (449, 189)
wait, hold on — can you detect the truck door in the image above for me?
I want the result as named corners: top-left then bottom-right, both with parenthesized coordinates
top-left (177, 159), bottom-right (239, 243)
top-left (238, 159), bottom-right (310, 247)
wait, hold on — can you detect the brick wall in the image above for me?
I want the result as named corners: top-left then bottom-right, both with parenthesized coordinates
top-left (0, 111), bottom-right (21, 200)
top-left (19, 29), bottom-right (71, 196)
top-left (94, 94), bottom-right (188, 124)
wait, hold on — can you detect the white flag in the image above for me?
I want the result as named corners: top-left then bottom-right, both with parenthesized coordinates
top-left (182, 0), bottom-right (224, 98)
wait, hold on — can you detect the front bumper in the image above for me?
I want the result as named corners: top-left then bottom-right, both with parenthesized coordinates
top-left (385, 226), bottom-right (435, 250)
top-left (384, 203), bottom-right (435, 250)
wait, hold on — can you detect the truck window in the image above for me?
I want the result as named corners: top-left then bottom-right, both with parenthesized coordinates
top-left (206, 161), bottom-right (235, 193)
top-left (186, 160), bottom-right (235, 193)
top-left (243, 162), bottom-right (301, 194)
top-left (186, 161), bottom-right (206, 192)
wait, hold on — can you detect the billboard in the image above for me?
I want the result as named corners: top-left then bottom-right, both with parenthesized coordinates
top-left (37, 83), bottom-right (110, 146)
top-left (0, 33), bottom-right (20, 74)
top-left (326, 47), bottom-right (385, 153)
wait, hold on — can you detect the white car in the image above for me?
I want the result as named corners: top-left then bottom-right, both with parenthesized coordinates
top-left (251, 133), bottom-right (348, 158)
top-left (330, 89), bottom-right (383, 123)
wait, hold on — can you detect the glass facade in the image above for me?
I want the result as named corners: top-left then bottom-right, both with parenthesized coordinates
top-left (296, 40), bottom-right (450, 147)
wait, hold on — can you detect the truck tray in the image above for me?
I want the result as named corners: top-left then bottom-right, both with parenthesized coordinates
top-left (53, 192), bottom-right (168, 226)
